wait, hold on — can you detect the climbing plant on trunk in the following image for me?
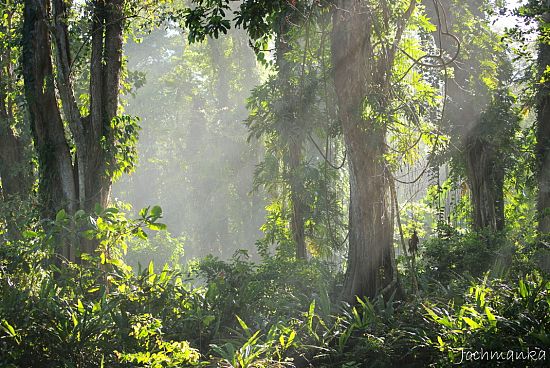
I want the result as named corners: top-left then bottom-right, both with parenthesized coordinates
top-left (536, 2), bottom-right (550, 237)
top-left (21, 0), bottom-right (140, 259)
top-left (428, 0), bottom-right (518, 233)
top-left (0, 0), bottom-right (32, 204)
top-left (331, 0), bottom-right (422, 301)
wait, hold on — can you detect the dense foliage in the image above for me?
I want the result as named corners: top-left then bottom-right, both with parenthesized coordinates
top-left (1, 0), bottom-right (549, 367)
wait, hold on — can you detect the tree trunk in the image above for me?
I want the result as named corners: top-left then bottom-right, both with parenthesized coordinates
top-left (22, 0), bottom-right (126, 259)
top-left (426, 0), bottom-right (508, 234)
top-left (52, 0), bottom-right (87, 210)
top-left (276, 14), bottom-right (307, 259)
top-left (537, 16), bottom-right (550, 237)
top-left (22, 0), bottom-right (78, 261)
top-left (0, 123), bottom-right (32, 240)
top-left (0, 85), bottom-right (31, 202)
top-left (22, 0), bottom-right (77, 219)
top-left (0, 123), bottom-right (31, 240)
top-left (342, 126), bottom-right (393, 301)
top-left (0, 126), bottom-right (29, 201)
top-left (210, 38), bottom-right (230, 109)
top-left (289, 137), bottom-right (306, 259)
top-left (332, 1), bottom-right (394, 301)
top-left (0, 6), bottom-right (32, 204)
top-left (86, 0), bottom-right (124, 213)
top-left (465, 137), bottom-right (505, 231)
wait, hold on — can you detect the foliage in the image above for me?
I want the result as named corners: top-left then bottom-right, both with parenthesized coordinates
top-left (125, 230), bottom-right (186, 271)
top-left (422, 229), bottom-right (508, 282)
top-left (2, 1), bottom-right (550, 368)
top-left (1, 203), bottom-right (549, 367)
top-left (419, 274), bottom-right (550, 366)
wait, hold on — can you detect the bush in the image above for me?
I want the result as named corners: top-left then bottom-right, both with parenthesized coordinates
top-left (1, 207), bottom-right (548, 368)
top-left (422, 229), bottom-right (507, 282)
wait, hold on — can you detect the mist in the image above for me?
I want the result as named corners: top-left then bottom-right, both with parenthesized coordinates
top-left (112, 28), bottom-right (267, 265)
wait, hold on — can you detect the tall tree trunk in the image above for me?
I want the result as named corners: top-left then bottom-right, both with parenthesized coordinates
top-left (0, 6), bottom-right (32, 204)
top-left (86, 0), bottom-right (124, 213)
top-left (331, 1), bottom-right (394, 301)
top-left (0, 123), bottom-right (31, 240)
top-left (52, 0), bottom-right (87, 209)
top-left (465, 137), bottom-right (505, 231)
top-left (426, 0), bottom-right (508, 234)
top-left (22, 0), bottom-right (77, 218)
top-left (210, 38), bottom-right (230, 109)
top-left (22, 0), bottom-right (126, 259)
top-left (22, 0), bottom-right (77, 261)
top-left (0, 82), bottom-right (31, 202)
top-left (538, 10), bottom-right (550, 237)
top-left (0, 123), bottom-right (31, 241)
top-left (341, 125), bottom-right (393, 300)
top-left (276, 15), bottom-right (307, 259)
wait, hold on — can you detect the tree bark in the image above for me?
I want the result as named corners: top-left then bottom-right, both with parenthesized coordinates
top-left (22, 0), bottom-right (126, 259)
top-left (0, 75), bottom-right (31, 202)
top-left (52, 0), bottom-right (87, 209)
top-left (332, 1), bottom-right (393, 301)
top-left (87, 0), bottom-right (124, 212)
top-left (426, 0), bottom-right (508, 233)
top-left (0, 120), bottom-right (30, 240)
top-left (22, 0), bottom-right (78, 261)
top-left (537, 13), bottom-right (550, 236)
top-left (465, 137), bottom-right (505, 231)
top-left (0, 6), bottom-right (32, 204)
top-left (22, 0), bottom-right (77, 218)
top-left (0, 124), bottom-right (29, 201)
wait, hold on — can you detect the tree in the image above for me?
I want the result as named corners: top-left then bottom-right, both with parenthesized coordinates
top-left (536, 1), bottom-right (550, 237)
top-left (183, 0), bottom-right (442, 299)
top-left (276, 11), bottom-right (308, 259)
top-left (245, 7), bottom-right (311, 260)
top-left (331, 0), bottom-right (421, 300)
top-left (20, 0), bottom-right (148, 258)
top-left (0, 1), bottom-right (32, 204)
top-left (429, 0), bottom-right (518, 233)
top-left (245, 5), bottom-right (347, 261)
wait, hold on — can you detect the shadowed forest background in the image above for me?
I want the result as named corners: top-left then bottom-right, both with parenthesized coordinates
top-left (0, 0), bottom-right (549, 367)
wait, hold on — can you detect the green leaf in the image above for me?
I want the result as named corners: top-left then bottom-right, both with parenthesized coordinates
top-left (236, 315), bottom-right (249, 332)
top-left (1, 320), bottom-right (16, 337)
top-left (82, 229), bottom-right (96, 240)
top-left (77, 299), bottom-right (85, 314)
top-left (485, 307), bottom-right (497, 328)
top-left (519, 279), bottom-right (528, 298)
top-left (286, 330), bottom-right (296, 348)
top-left (148, 222), bottom-right (167, 231)
top-left (462, 317), bottom-right (480, 329)
top-left (307, 300), bottom-right (315, 330)
top-left (202, 315), bottom-right (216, 327)
top-left (423, 305), bottom-right (440, 322)
top-left (150, 205), bottom-right (162, 218)
top-left (22, 230), bottom-right (38, 239)
top-left (139, 207), bottom-right (149, 218)
top-left (56, 209), bottom-right (67, 222)
top-left (133, 227), bottom-right (148, 239)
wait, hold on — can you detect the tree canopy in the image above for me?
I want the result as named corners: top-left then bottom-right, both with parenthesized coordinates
top-left (0, 0), bottom-right (549, 367)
